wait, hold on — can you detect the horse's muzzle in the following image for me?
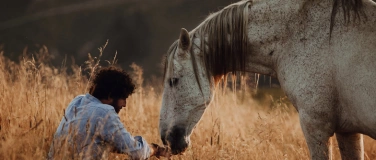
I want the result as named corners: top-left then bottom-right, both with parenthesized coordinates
top-left (164, 125), bottom-right (189, 155)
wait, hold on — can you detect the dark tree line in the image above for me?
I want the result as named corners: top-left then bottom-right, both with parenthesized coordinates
top-left (0, 0), bottom-right (238, 78)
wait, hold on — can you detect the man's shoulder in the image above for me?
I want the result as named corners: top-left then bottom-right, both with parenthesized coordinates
top-left (65, 95), bottom-right (85, 111)
top-left (93, 103), bottom-right (116, 113)
top-left (70, 95), bottom-right (85, 104)
top-left (68, 94), bottom-right (116, 116)
top-left (74, 94), bottom-right (85, 99)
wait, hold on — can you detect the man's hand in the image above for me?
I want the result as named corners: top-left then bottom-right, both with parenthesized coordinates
top-left (150, 143), bottom-right (171, 159)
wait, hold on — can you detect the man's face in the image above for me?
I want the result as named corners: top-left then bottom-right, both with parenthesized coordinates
top-left (111, 98), bottom-right (127, 113)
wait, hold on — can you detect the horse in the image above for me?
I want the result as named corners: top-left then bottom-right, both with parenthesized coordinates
top-left (159, 0), bottom-right (376, 159)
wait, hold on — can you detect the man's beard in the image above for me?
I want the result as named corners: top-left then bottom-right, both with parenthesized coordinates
top-left (110, 99), bottom-right (121, 114)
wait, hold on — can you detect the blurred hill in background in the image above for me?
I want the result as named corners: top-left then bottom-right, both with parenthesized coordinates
top-left (0, 0), bottom-right (278, 86)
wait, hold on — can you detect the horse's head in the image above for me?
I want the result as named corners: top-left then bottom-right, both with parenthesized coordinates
top-left (159, 0), bottom-right (259, 155)
top-left (159, 28), bottom-right (214, 155)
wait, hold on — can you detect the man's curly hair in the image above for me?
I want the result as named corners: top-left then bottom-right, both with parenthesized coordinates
top-left (89, 66), bottom-right (135, 100)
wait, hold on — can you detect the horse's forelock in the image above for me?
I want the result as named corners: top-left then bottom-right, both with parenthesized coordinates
top-left (163, 41), bottom-right (179, 84)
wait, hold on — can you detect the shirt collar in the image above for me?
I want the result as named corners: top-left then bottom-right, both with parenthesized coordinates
top-left (84, 93), bottom-right (103, 104)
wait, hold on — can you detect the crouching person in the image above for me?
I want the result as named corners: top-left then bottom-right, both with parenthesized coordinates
top-left (48, 66), bottom-right (170, 159)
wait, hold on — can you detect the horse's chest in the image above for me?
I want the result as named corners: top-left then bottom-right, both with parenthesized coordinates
top-left (277, 57), bottom-right (336, 110)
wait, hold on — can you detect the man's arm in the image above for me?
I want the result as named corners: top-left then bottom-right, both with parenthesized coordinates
top-left (101, 112), bottom-right (151, 160)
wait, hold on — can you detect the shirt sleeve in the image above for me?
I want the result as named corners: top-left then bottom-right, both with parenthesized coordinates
top-left (100, 111), bottom-right (151, 160)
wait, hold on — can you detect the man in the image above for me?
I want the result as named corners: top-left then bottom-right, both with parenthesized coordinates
top-left (48, 66), bottom-right (169, 159)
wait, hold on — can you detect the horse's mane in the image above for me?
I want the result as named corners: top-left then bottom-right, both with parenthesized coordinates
top-left (330, 0), bottom-right (365, 37)
top-left (164, 0), bottom-right (366, 83)
top-left (187, 0), bottom-right (366, 76)
top-left (191, 0), bottom-right (251, 78)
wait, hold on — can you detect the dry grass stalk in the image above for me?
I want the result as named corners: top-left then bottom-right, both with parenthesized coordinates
top-left (0, 49), bottom-right (374, 160)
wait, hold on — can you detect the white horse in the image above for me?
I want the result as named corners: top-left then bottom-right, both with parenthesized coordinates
top-left (159, 0), bottom-right (376, 159)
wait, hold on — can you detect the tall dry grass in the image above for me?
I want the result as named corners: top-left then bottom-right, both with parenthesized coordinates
top-left (0, 48), bottom-right (375, 160)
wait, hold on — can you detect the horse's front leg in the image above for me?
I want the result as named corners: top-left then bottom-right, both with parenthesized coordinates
top-left (336, 133), bottom-right (364, 160)
top-left (299, 110), bottom-right (335, 160)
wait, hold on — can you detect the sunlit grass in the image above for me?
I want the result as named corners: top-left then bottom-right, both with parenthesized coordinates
top-left (0, 49), bottom-right (374, 160)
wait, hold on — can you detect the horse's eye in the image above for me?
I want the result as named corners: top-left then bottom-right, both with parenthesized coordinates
top-left (168, 78), bottom-right (179, 87)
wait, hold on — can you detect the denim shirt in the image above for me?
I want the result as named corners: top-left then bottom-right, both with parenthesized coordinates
top-left (48, 94), bottom-right (151, 160)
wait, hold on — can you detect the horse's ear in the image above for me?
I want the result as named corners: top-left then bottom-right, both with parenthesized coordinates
top-left (179, 28), bottom-right (191, 50)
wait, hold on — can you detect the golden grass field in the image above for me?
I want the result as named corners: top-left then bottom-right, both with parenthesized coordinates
top-left (0, 49), bottom-right (375, 160)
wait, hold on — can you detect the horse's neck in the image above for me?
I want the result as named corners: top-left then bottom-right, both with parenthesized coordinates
top-left (250, 0), bottom-right (332, 38)
top-left (242, 0), bottom-right (338, 77)
top-left (243, 0), bottom-right (375, 78)
top-left (243, 0), bottom-right (309, 77)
